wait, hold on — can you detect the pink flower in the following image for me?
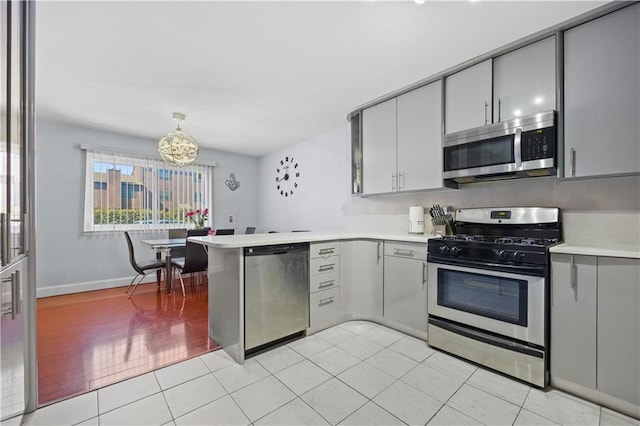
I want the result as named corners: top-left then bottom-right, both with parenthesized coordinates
top-left (195, 208), bottom-right (201, 214)
top-left (208, 229), bottom-right (215, 235)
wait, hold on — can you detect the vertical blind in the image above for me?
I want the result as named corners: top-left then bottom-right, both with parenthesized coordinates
top-left (83, 148), bottom-right (213, 233)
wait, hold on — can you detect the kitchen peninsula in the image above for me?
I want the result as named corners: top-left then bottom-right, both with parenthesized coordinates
top-left (190, 231), bottom-right (429, 364)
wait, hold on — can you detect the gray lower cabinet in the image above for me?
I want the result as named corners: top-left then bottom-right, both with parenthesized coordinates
top-left (550, 254), bottom-right (597, 388)
top-left (383, 242), bottom-right (427, 332)
top-left (340, 240), bottom-right (383, 318)
top-left (551, 253), bottom-right (640, 414)
top-left (309, 242), bottom-right (341, 330)
top-left (597, 257), bottom-right (640, 406)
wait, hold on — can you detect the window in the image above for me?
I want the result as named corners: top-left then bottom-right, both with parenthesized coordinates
top-left (83, 149), bottom-right (213, 232)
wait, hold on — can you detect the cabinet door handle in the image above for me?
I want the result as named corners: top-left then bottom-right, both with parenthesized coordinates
top-left (394, 248), bottom-right (414, 257)
top-left (0, 213), bottom-right (6, 266)
top-left (398, 172), bottom-right (404, 190)
top-left (422, 262), bottom-right (427, 284)
top-left (570, 255), bottom-right (577, 301)
top-left (1, 276), bottom-right (12, 316)
top-left (318, 264), bottom-right (335, 272)
top-left (318, 248), bottom-right (335, 256)
top-left (319, 296), bottom-right (335, 306)
top-left (12, 270), bottom-right (20, 320)
top-left (498, 98), bottom-right (502, 122)
top-left (391, 174), bottom-right (396, 191)
top-left (570, 147), bottom-right (576, 178)
top-left (318, 279), bottom-right (335, 289)
top-left (484, 101), bottom-right (488, 125)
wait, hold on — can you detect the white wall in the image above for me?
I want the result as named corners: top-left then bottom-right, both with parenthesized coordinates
top-left (258, 124), bottom-right (640, 244)
top-left (35, 119), bottom-right (259, 296)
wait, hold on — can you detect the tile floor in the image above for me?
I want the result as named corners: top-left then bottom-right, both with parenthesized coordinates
top-left (20, 321), bottom-right (640, 426)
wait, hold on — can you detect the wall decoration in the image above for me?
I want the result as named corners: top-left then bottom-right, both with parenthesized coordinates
top-left (225, 173), bottom-right (240, 191)
top-left (275, 156), bottom-right (300, 197)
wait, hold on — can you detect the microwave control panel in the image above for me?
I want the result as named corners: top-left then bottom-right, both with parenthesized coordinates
top-left (521, 126), bottom-right (555, 161)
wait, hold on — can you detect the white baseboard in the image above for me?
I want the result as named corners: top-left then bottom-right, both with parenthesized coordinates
top-left (36, 274), bottom-right (158, 298)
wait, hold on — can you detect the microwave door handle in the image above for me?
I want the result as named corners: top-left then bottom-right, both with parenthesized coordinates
top-left (514, 127), bottom-right (523, 169)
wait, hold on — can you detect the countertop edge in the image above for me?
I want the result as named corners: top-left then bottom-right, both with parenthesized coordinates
top-left (189, 232), bottom-right (431, 248)
top-left (550, 243), bottom-right (640, 259)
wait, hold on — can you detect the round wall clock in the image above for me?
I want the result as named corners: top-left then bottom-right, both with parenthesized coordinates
top-left (275, 156), bottom-right (300, 197)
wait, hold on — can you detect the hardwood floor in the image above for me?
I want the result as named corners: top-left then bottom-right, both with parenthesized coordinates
top-left (37, 276), bottom-right (218, 406)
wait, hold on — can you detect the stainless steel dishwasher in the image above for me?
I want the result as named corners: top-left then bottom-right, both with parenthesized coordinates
top-left (244, 243), bottom-right (309, 355)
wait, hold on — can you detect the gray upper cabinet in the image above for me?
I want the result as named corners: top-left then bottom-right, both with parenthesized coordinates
top-left (397, 81), bottom-right (442, 192)
top-left (493, 36), bottom-right (556, 122)
top-left (564, 4), bottom-right (640, 178)
top-left (445, 37), bottom-right (556, 135)
top-left (445, 59), bottom-right (492, 134)
top-left (362, 98), bottom-right (397, 194)
top-left (550, 254), bottom-right (597, 389)
top-left (597, 257), bottom-right (640, 406)
top-left (362, 80), bottom-right (442, 194)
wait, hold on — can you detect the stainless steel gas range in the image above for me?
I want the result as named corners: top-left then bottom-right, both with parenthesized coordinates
top-left (426, 207), bottom-right (561, 387)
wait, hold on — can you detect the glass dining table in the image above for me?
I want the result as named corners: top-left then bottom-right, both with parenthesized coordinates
top-left (140, 238), bottom-right (186, 295)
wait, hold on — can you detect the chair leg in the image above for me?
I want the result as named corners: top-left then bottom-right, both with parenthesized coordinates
top-left (125, 274), bottom-right (142, 294)
top-left (178, 272), bottom-right (186, 297)
top-left (126, 274), bottom-right (146, 299)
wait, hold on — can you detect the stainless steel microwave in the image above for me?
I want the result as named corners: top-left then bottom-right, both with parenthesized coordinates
top-left (443, 111), bottom-right (556, 188)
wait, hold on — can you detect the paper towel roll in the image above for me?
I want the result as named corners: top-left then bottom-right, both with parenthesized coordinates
top-left (409, 206), bottom-right (425, 234)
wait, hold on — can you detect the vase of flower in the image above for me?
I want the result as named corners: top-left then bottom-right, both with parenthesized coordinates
top-left (186, 207), bottom-right (208, 230)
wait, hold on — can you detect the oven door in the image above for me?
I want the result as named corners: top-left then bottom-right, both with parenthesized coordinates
top-left (427, 258), bottom-right (545, 347)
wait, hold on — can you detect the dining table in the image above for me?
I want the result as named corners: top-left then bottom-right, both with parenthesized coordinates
top-left (140, 238), bottom-right (186, 295)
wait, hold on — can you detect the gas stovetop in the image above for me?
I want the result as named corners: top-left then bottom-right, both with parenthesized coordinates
top-left (427, 207), bottom-right (562, 266)
top-left (441, 234), bottom-right (560, 247)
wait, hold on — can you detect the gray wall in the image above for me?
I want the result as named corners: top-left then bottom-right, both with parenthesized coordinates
top-left (258, 124), bottom-right (640, 245)
top-left (35, 119), bottom-right (258, 296)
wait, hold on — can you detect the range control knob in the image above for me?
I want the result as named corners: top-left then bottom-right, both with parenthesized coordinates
top-left (450, 246), bottom-right (462, 256)
top-left (511, 251), bottom-right (525, 262)
top-left (439, 246), bottom-right (450, 255)
top-left (494, 249), bottom-right (508, 260)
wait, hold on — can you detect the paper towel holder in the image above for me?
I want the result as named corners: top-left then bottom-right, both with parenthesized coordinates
top-left (408, 206), bottom-right (425, 234)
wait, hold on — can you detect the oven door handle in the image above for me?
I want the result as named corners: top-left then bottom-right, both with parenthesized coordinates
top-left (427, 254), bottom-right (546, 276)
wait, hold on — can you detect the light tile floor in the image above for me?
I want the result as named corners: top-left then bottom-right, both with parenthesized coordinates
top-left (20, 321), bottom-right (640, 426)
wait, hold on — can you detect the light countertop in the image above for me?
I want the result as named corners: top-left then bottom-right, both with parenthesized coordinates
top-left (189, 231), bottom-right (431, 248)
top-left (550, 242), bottom-right (640, 259)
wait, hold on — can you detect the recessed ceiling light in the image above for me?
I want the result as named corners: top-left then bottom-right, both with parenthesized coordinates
top-left (414, 0), bottom-right (426, 4)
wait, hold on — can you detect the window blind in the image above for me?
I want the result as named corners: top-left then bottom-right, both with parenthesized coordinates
top-left (83, 149), bottom-right (213, 233)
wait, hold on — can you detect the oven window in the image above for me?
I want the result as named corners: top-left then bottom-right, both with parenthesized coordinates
top-left (444, 134), bottom-right (514, 171)
top-left (437, 268), bottom-right (528, 326)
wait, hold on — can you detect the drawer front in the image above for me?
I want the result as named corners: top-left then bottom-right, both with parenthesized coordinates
top-left (310, 256), bottom-right (340, 275)
top-left (384, 241), bottom-right (426, 261)
top-left (310, 287), bottom-right (340, 328)
top-left (310, 271), bottom-right (340, 293)
top-left (311, 242), bottom-right (340, 258)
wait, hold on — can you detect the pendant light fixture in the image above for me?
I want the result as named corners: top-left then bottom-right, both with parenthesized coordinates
top-left (158, 112), bottom-right (199, 167)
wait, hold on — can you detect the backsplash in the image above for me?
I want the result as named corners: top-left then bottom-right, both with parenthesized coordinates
top-left (258, 125), bottom-right (640, 245)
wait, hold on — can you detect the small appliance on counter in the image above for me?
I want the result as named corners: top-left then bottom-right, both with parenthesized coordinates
top-left (408, 206), bottom-right (425, 234)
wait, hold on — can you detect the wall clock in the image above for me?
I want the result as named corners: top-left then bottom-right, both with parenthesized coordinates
top-left (275, 156), bottom-right (300, 197)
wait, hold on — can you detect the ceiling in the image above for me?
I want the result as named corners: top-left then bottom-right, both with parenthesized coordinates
top-left (35, 1), bottom-right (607, 157)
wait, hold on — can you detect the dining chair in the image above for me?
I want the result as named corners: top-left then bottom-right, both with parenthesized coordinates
top-left (244, 227), bottom-right (256, 234)
top-left (168, 228), bottom-right (187, 260)
top-left (171, 228), bottom-right (210, 294)
top-left (214, 228), bottom-right (235, 235)
top-left (124, 231), bottom-right (167, 298)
